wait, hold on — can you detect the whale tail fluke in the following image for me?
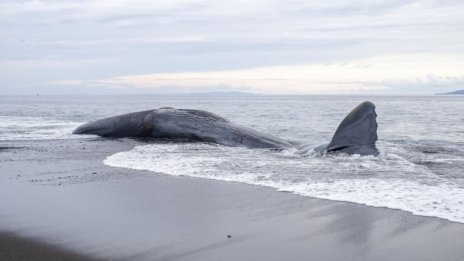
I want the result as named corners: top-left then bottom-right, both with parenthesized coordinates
top-left (326, 101), bottom-right (378, 155)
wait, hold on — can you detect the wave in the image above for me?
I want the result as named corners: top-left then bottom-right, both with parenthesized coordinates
top-left (104, 143), bottom-right (464, 224)
top-left (0, 116), bottom-right (86, 141)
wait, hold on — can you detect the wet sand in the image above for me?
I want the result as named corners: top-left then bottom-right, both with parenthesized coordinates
top-left (1, 138), bottom-right (464, 261)
top-left (0, 232), bottom-right (100, 261)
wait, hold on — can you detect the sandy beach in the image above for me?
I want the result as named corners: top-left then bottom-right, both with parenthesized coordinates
top-left (1, 138), bottom-right (464, 261)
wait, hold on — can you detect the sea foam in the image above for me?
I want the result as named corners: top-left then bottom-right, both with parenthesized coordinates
top-left (0, 116), bottom-right (85, 141)
top-left (104, 143), bottom-right (464, 223)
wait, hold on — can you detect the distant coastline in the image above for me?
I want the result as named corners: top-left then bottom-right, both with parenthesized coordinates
top-left (183, 91), bottom-right (260, 96)
top-left (437, 90), bottom-right (464, 95)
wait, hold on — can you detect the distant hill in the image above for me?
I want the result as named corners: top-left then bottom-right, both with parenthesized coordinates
top-left (437, 90), bottom-right (464, 95)
top-left (187, 91), bottom-right (260, 96)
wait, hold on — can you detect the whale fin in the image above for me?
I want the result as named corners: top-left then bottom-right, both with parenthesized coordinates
top-left (326, 101), bottom-right (378, 155)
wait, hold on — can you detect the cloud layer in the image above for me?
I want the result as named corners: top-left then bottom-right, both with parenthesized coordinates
top-left (1, 0), bottom-right (463, 94)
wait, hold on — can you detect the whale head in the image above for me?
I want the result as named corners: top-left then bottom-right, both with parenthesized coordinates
top-left (326, 101), bottom-right (378, 155)
top-left (72, 110), bottom-right (155, 138)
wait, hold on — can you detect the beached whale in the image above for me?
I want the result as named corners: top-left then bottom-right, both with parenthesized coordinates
top-left (73, 101), bottom-right (378, 155)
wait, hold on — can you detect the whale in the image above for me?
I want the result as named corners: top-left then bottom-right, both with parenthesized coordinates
top-left (73, 101), bottom-right (378, 155)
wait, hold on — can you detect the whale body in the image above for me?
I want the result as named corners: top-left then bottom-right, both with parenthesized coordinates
top-left (73, 101), bottom-right (378, 155)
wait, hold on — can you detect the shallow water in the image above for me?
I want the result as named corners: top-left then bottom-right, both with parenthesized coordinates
top-left (1, 95), bottom-right (464, 222)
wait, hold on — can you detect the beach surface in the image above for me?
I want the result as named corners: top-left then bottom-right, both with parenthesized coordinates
top-left (1, 138), bottom-right (464, 261)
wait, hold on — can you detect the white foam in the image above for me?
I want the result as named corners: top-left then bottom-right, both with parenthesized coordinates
top-left (0, 116), bottom-right (86, 141)
top-left (104, 143), bottom-right (464, 223)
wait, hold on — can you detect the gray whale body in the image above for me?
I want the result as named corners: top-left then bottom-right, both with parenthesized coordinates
top-left (73, 101), bottom-right (378, 155)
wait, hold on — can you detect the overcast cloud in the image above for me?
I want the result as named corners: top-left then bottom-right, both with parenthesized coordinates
top-left (1, 0), bottom-right (463, 94)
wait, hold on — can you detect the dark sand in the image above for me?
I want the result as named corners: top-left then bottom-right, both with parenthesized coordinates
top-left (1, 138), bottom-right (464, 261)
top-left (0, 232), bottom-right (101, 261)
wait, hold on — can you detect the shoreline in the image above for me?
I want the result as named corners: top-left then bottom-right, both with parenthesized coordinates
top-left (1, 138), bottom-right (464, 260)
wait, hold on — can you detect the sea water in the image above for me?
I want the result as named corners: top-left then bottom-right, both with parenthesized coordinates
top-left (1, 95), bottom-right (463, 222)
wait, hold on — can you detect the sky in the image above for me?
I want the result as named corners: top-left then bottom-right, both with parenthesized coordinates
top-left (1, 0), bottom-right (463, 95)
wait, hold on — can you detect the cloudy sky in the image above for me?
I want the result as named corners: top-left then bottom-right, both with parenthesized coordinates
top-left (1, 0), bottom-right (463, 95)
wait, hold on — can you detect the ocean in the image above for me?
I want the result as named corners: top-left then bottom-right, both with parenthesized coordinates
top-left (1, 95), bottom-right (463, 223)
